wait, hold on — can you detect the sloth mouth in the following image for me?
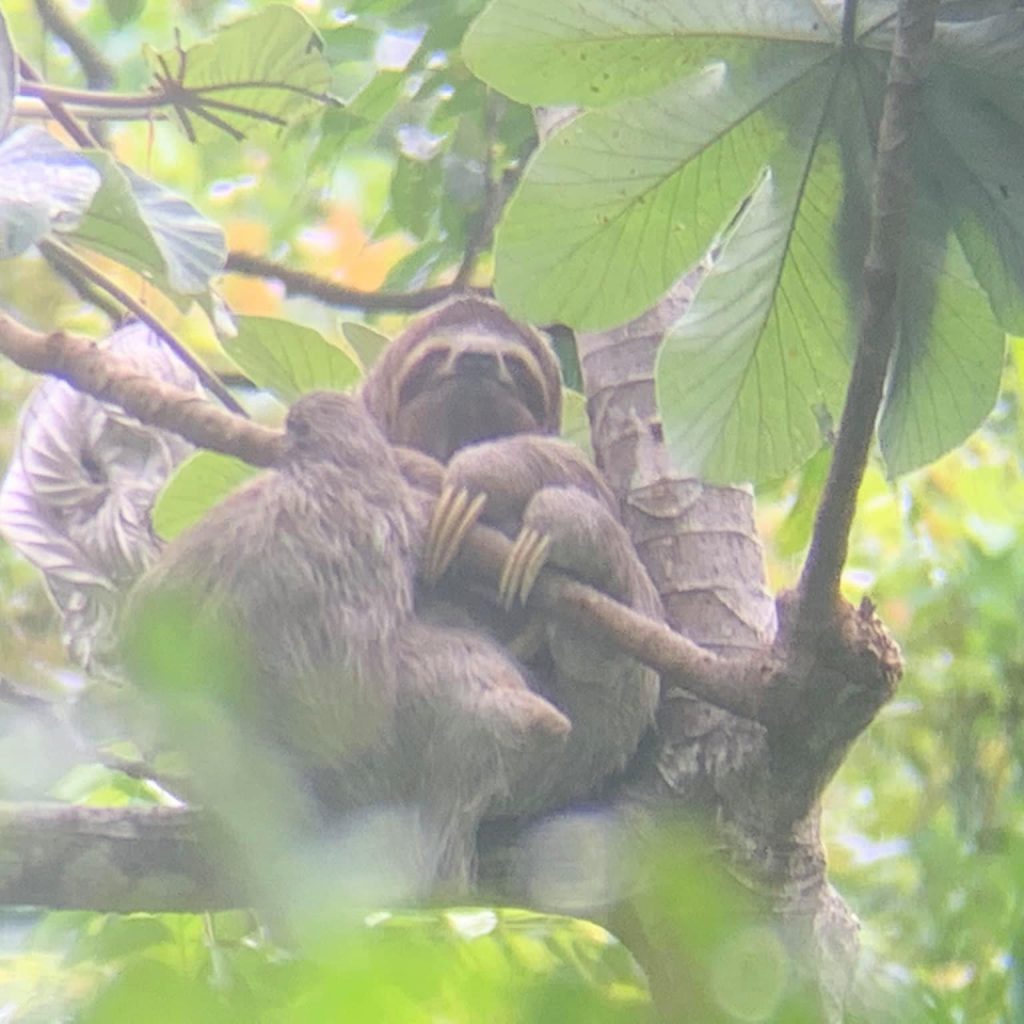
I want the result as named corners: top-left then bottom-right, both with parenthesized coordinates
top-left (395, 374), bottom-right (543, 462)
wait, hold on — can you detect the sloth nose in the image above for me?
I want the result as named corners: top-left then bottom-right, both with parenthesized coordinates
top-left (454, 350), bottom-right (501, 378)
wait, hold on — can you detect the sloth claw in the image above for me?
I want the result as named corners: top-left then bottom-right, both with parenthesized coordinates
top-left (424, 486), bottom-right (487, 583)
top-left (499, 528), bottom-right (551, 610)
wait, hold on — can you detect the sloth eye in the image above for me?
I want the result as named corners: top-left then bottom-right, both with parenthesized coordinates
top-left (399, 349), bottom-right (448, 405)
top-left (505, 355), bottom-right (548, 426)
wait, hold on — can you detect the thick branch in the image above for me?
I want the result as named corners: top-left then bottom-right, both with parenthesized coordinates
top-left (798, 0), bottom-right (938, 623)
top-left (225, 251), bottom-right (489, 313)
top-left (0, 314), bottom-right (282, 466)
top-left (0, 803), bottom-right (240, 911)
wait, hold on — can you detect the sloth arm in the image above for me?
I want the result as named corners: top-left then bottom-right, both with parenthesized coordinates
top-left (428, 435), bottom-right (663, 810)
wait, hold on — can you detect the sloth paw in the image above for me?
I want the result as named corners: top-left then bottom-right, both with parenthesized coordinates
top-left (423, 485), bottom-right (487, 583)
top-left (498, 526), bottom-right (551, 610)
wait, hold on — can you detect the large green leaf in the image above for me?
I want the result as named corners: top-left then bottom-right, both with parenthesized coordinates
top-left (70, 154), bottom-right (226, 297)
top-left (223, 317), bottom-right (361, 403)
top-left (145, 5), bottom-right (330, 143)
top-left (878, 194), bottom-right (1006, 478)
top-left (464, 0), bottom-right (837, 106)
top-left (153, 451), bottom-right (257, 540)
top-left (493, 44), bottom-right (833, 329)
top-left (471, 1), bottom-right (1024, 480)
top-left (657, 77), bottom-right (852, 484)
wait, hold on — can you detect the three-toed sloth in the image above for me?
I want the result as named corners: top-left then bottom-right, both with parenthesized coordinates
top-left (131, 298), bottom-right (660, 888)
top-left (362, 297), bottom-right (662, 817)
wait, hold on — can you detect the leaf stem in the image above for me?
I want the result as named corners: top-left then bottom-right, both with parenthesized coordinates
top-left (19, 81), bottom-right (162, 109)
top-left (798, 0), bottom-right (939, 625)
top-left (16, 57), bottom-right (98, 148)
top-left (39, 239), bottom-right (247, 417)
top-left (225, 251), bottom-right (490, 312)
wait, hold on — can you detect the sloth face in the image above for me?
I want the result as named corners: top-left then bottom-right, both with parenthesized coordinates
top-left (362, 299), bottom-right (563, 464)
top-left (390, 332), bottom-right (552, 462)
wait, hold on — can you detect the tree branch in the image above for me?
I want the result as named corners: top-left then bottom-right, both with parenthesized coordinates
top-left (0, 313), bottom-right (281, 466)
top-left (0, 802), bottom-right (241, 911)
top-left (225, 251), bottom-right (489, 312)
top-left (798, 0), bottom-right (938, 625)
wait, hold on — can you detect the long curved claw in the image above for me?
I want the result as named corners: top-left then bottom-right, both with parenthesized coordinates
top-left (499, 527), bottom-right (551, 610)
top-left (423, 485), bottom-right (487, 583)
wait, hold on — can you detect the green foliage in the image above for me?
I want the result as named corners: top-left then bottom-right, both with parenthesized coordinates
top-left (223, 316), bottom-right (362, 402)
top-left (153, 450), bottom-right (257, 540)
top-left (4, 905), bottom-right (652, 1023)
top-left (73, 152), bottom-right (226, 299)
top-left (468, 1), bottom-right (1023, 483)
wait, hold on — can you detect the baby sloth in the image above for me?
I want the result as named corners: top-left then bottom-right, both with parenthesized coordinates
top-left (127, 391), bottom-right (569, 889)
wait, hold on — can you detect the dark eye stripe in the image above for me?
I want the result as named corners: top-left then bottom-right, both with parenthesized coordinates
top-left (504, 355), bottom-right (548, 425)
top-left (399, 349), bottom-right (448, 406)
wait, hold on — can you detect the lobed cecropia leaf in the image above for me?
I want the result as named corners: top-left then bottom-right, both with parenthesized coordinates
top-left (144, 5), bottom-right (331, 143)
top-left (467, 0), bottom-right (1023, 482)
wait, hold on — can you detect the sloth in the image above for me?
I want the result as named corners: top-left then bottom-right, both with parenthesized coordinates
top-left (126, 391), bottom-right (570, 888)
top-left (361, 297), bottom-right (663, 818)
top-left (29, 300), bottom-right (659, 888)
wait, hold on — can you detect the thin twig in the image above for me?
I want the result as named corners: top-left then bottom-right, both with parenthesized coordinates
top-left (34, 0), bottom-right (115, 91)
top-left (798, 0), bottom-right (939, 626)
top-left (16, 57), bottom-right (99, 148)
top-left (39, 239), bottom-right (247, 417)
top-left (225, 251), bottom-right (490, 312)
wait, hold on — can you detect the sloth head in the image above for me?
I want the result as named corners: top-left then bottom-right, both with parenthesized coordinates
top-left (361, 297), bottom-right (563, 463)
top-left (284, 390), bottom-right (391, 470)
